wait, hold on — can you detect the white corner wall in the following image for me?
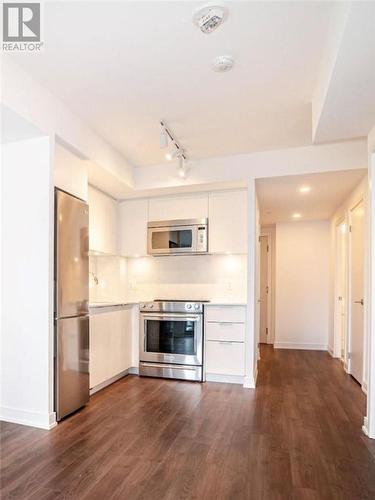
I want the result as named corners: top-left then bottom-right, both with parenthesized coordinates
top-left (1, 137), bottom-right (55, 429)
top-left (275, 220), bottom-right (330, 350)
top-left (54, 142), bottom-right (88, 201)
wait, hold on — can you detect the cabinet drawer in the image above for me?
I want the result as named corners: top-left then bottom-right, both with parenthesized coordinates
top-left (205, 341), bottom-right (245, 376)
top-left (205, 306), bottom-right (246, 323)
top-left (206, 322), bottom-right (245, 342)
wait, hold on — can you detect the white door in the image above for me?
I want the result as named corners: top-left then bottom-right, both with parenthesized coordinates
top-left (350, 200), bottom-right (365, 383)
top-left (335, 222), bottom-right (347, 360)
top-left (259, 236), bottom-right (269, 343)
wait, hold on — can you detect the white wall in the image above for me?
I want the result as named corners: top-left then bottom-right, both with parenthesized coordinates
top-left (54, 142), bottom-right (88, 201)
top-left (126, 254), bottom-right (247, 303)
top-left (1, 137), bottom-right (55, 429)
top-left (275, 220), bottom-right (330, 350)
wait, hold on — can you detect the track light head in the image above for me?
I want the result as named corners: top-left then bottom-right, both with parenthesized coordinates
top-left (166, 148), bottom-right (184, 161)
top-left (178, 157), bottom-right (188, 178)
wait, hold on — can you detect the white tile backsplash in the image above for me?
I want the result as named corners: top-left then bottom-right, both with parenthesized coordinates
top-left (89, 254), bottom-right (247, 304)
top-left (89, 255), bottom-right (127, 303)
top-left (126, 254), bottom-right (247, 302)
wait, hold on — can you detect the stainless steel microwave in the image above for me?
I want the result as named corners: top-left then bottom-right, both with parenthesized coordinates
top-left (147, 218), bottom-right (208, 255)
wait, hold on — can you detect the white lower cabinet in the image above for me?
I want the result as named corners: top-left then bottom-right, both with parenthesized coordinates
top-left (205, 305), bottom-right (246, 382)
top-left (90, 306), bottom-right (132, 390)
top-left (206, 322), bottom-right (245, 342)
top-left (205, 341), bottom-right (245, 376)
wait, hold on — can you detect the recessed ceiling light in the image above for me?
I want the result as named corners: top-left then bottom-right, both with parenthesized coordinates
top-left (292, 213), bottom-right (302, 219)
top-left (299, 186), bottom-right (311, 193)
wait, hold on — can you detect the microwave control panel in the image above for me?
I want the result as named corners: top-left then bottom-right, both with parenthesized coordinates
top-left (196, 226), bottom-right (208, 252)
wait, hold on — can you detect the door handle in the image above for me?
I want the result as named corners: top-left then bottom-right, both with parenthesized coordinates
top-left (354, 299), bottom-right (364, 306)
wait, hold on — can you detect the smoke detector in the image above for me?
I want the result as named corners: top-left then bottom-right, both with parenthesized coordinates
top-left (193, 5), bottom-right (228, 34)
top-left (212, 55), bottom-right (234, 72)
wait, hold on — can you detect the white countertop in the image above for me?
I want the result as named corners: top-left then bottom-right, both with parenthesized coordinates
top-left (206, 301), bottom-right (247, 306)
top-left (89, 302), bottom-right (138, 308)
top-left (89, 300), bottom-right (247, 308)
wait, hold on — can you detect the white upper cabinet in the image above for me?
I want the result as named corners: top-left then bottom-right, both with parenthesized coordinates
top-left (209, 190), bottom-right (247, 254)
top-left (148, 193), bottom-right (208, 221)
top-left (119, 198), bottom-right (148, 256)
top-left (88, 186), bottom-right (118, 255)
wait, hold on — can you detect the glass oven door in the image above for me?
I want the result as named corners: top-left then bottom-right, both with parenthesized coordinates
top-left (140, 313), bottom-right (203, 366)
top-left (148, 226), bottom-right (197, 255)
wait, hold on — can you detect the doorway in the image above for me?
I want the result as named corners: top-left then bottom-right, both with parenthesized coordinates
top-left (334, 220), bottom-right (347, 362)
top-left (349, 199), bottom-right (365, 384)
top-left (259, 234), bottom-right (271, 344)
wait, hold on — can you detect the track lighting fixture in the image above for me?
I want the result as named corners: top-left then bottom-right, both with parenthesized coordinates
top-left (160, 123), bottom-right (168, 149)
top-left (159, 120), bottom-right (188, 178)
top-left (165, 148), bottom-right (180, 161)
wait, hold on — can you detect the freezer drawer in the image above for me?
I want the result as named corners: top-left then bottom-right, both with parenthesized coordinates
top-left (55, 316), bottom-right (89, 420)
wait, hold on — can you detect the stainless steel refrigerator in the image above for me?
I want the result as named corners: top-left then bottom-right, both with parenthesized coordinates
top-left (54, 189), bottom-right (89, 421)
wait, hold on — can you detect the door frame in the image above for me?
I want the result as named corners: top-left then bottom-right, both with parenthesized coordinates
top-left (348, 198), bottom-right (365, 382)
top-left (333, 218), bottom-right (349, 363)
top-left (365, 150), bottom-right (375, 438)
top-left (260, 230), bottom-right (273, 344)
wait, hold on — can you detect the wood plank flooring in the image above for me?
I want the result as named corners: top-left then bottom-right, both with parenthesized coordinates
top-left (2, 346), bottom-right (375, 499)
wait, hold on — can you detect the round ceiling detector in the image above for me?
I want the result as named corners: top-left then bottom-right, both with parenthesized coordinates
top-left (212, 55), bottom-right (234, 72)
top-left (193, 5), bottom-right (228, 34)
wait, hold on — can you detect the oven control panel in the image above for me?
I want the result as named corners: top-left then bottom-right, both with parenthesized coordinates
top-left (140, 301), bottom-right (205, 314)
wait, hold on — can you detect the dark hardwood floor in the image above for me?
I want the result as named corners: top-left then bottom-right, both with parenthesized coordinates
top-left (2, 346), bottom-right (375, 499)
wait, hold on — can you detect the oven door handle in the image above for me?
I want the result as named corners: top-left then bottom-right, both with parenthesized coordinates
top-left (142, 314), bottom-right (201, 322)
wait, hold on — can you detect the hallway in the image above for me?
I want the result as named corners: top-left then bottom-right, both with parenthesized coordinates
top-left (1, 347), bottom-right (375, 499)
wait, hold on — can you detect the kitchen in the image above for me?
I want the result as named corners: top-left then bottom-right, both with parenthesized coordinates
top-left (56, 166), bottom-right (249, 419)
top-left (2, 1), bottom-right (375, 498)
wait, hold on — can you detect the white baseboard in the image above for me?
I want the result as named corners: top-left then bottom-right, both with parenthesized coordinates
top-left (362, 381), bottom-right (368, 395)
top-left (243, 374), bottom-right (256, 389)
top-left (327, 346), bottom-right (334, 357)
top-left (0, 407), bottom-right (56, 430)
top-left (206, 373), bottom-right (244, 385)
top-left (363, 416), bottom-right (369, 437)
top-left (128, 366), bottom-right (139, 375)
top-left (274, 342), bottom-right (328, 351)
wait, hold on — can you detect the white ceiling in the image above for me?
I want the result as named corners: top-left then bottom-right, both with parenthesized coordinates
top-left (256, 169), bottom-right (367, 225)
top-left (8, 1), bottom-right (375, 167)
top-left (313, 2), bottom-right (375, 144)
top-left (9, 1), bottom-right (336, 166)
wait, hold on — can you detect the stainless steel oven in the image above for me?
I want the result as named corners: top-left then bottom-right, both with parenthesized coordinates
top-left (139, 300), bottom-right (205, 381)
top-left (147, 218), bottom-right (208, 256)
